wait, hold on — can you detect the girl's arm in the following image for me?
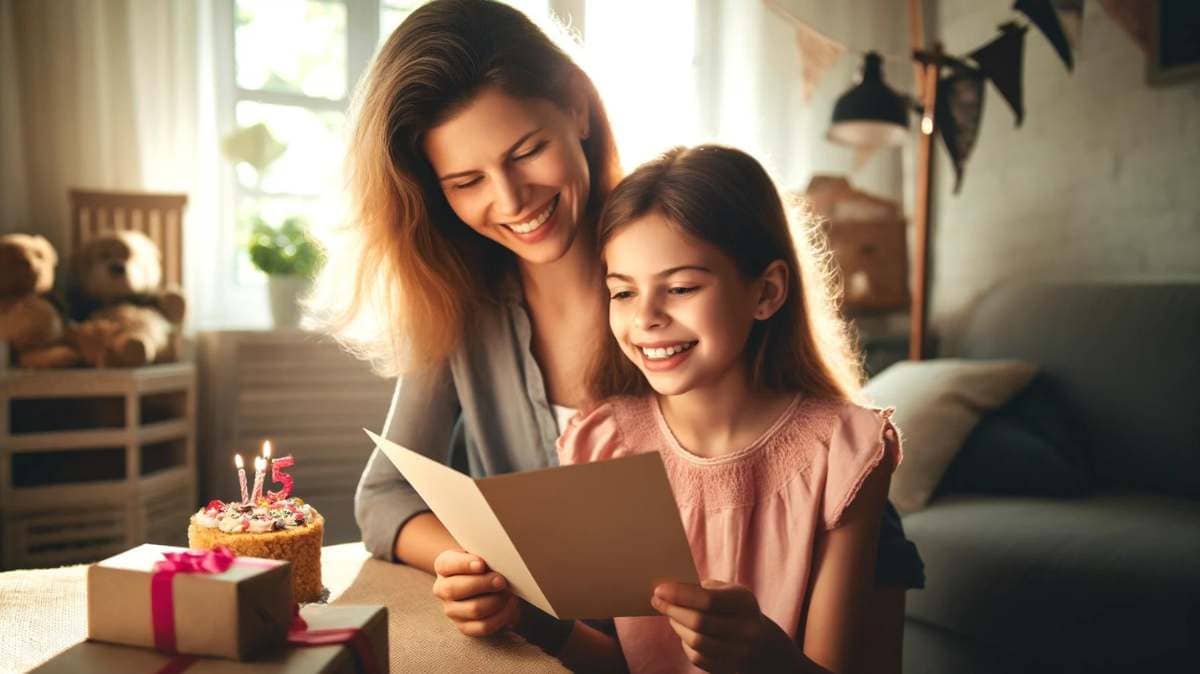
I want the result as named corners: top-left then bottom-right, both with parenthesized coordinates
top-left (801, 457), bottom-right (893, 673)
top-left (558, 621), bottom-right (629, 673)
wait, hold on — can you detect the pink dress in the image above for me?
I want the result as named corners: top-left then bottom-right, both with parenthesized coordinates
top-left (556, 394), bottom-right (901, 674)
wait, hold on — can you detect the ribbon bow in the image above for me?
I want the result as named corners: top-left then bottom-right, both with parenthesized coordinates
top-left (150, 546), bottom-right (238, 654)
top-left (287, 606), bottom-right (382, 674)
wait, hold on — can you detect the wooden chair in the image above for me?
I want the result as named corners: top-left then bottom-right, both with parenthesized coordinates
top-left (68, 189), bottom-right (187, 287)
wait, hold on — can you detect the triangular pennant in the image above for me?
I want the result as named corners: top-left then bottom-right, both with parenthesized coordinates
top-left (1098, 0), bottom-right (1152, 56)
top-left (969, 23), bottom-right (1028, 126)
top-left (1051, 0), bottom-right (1084, 50)
top-left (1014, 0), bottom-right (1074, 70)
top-left (794, 20), bottom-right (847, 104)
top-left (935, 68), bottom-right (986, 194)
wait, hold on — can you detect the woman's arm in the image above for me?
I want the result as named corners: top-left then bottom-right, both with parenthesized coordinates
top-left (801, 459), bottom-right (893, 673)
top-left (354, 363), bottom-right (459, 563)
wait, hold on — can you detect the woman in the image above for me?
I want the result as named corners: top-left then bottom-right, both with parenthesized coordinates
top-left (323, 0), bottom-right (923, 668)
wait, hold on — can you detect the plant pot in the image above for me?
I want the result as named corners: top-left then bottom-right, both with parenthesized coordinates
top-left (267, 275), bottom-right (311, 328)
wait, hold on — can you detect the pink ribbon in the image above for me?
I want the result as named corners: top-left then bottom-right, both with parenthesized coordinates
top-left (150, 547), bottom-right (238, 654)
top-left (287, 623), bottom-right (381, 674)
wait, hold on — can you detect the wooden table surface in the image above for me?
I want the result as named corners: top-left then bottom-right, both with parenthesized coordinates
top-left (0, 543), bottom-right (567, 673)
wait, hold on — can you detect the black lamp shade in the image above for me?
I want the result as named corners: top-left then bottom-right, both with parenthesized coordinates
top-left (828, 52), bottom-right (909, 147)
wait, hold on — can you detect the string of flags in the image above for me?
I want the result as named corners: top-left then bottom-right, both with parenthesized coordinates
top-left (765, 0), bottom-right (1106, 192)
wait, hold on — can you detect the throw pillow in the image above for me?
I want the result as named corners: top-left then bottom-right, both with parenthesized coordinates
top-left (936, 374), bottom-right (1092, 498)
top-left (862, 359), bottom-right (1038, 513)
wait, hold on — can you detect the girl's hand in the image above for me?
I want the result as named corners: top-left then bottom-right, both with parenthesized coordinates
top-left (432, 549), bottom-right (520, 637)
top-left (652, 579), bottom-right (780, 673)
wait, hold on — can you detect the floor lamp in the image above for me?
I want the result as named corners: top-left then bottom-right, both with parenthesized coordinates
top-left (827, 0), bottom-right (940, 361)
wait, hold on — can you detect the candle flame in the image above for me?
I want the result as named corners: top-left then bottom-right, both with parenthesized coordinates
top-left (255, 456), bottom-right (266, 470)
top-left (263, 440), bottom-right (272, 459)
top-left (235, 454), bottom-right (244, 468)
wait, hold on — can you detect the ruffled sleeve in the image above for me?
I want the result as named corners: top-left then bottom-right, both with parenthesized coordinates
top-left (823, 406), bottom-right (903, 530)
top-left (555, 401), bottom-right (630, 466)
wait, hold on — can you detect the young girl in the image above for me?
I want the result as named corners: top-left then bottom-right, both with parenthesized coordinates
top-left (556, 145), bottom-right (901, 674)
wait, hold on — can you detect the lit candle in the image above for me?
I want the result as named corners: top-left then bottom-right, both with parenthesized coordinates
top-left (263, 440), bottom-right (272, 462)
top-left (235, 454), bottom-right (249, 505)
top-left (251, 456), bottom-right (266, 504)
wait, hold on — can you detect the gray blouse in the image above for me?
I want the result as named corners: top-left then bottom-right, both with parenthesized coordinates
top-left (354, 290), bottom-right (924, 589)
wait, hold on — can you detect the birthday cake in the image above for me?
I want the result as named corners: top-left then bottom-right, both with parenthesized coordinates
top-left (188, 496), bottom-right (324, 603)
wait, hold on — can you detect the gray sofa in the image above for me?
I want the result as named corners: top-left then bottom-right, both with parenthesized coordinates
top-left (900, 282), bottom-right (1200, 673)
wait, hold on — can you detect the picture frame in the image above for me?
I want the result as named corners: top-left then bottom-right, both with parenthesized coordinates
top-left (1148, 0), bottom-right (1200, 85)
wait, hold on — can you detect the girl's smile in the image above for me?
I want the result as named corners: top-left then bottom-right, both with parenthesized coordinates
top-left (635, 340), bottom-right (698, 371)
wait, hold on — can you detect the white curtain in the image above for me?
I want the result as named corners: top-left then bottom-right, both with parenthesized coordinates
top-left (0, 0), bottom-right (219, 332)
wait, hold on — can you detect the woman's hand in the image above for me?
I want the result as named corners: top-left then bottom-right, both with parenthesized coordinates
top-left (432, 549), bottom-right (520, 637)
top-left (652, 579), bottom-right (800, 673)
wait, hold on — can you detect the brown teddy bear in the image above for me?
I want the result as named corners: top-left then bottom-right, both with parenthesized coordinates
top-left (71, 230), bottom-right (186, 368)
top-left (0, 234), bottom-right (81, 368)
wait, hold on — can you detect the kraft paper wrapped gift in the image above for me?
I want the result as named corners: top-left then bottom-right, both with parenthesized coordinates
top-left (87, 544), bottom-right (293, 660)
top-left (33, 605), bottom-right (389, 674)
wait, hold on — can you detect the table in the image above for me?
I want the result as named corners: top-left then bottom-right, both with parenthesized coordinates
top-left (0, 543), bottom-right (568, 673)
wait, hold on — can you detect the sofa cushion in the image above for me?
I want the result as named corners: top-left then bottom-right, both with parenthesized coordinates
top-left (862, 359), bottom-right (1037, 513)
top-left (936, 374), bottom-right (1092, 498)
top-left (904, 492), bottom-right (1200, 669)
top-left (953, 283), bottom-right (1200, 498)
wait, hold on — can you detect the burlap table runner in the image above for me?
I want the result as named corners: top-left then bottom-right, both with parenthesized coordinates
top-left (0, 543), bottom-right (566, 673)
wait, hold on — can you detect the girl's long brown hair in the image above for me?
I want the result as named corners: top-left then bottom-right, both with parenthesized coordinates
top-left (312, 0), bottom-right (621, 375)
top-left (588, 145), bottom-right (864, 403)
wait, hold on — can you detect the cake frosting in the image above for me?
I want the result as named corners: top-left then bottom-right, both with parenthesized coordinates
top-left (191, 498), bottom-right (315, 534)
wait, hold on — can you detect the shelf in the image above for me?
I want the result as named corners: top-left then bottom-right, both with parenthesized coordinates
top-left (0, 362), bottom-right (195, 397)
top-left (5, 429), bottom-right (130, 452)
top-left (1, 362), bottom-right (197, 569)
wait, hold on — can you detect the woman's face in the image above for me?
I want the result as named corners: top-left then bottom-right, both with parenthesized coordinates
top-left (423, 86), bottom-right (591, 266)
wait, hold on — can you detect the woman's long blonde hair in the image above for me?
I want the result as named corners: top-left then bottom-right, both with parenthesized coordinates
top-left (311, 0), bottom-right (621, 376)
top-left (588, 146), bottom-right (865, 402)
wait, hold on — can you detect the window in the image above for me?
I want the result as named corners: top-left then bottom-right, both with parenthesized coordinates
top-left (215, 0), bottom-right (423, 327)
top-left (584, 0), bottom-right (700, 170)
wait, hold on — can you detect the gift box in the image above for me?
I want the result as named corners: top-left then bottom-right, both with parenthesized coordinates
top-left (87, 544), bottom-right (293, 660)
top-left (33, 604), bottom-right (389, 674)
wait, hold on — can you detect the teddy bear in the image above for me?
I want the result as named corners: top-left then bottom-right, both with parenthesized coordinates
top-left (70, 230), bottom-right (186, 368)
top-left (0, 233), bottom-right (81, 368)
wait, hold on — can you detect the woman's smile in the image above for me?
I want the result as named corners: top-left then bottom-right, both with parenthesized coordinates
top-left (502, 193), bottom-right (560, 240)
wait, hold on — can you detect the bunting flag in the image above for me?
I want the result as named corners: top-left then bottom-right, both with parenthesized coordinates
top-left (1051, 0), bottom-right (1085, 51)
top-left (1015, 0), bottom-right (1074, 70)
top-left (969, 23), bottom-right (1028, 126)
top-left (794, 19), bottom-right (847, 103)
top-left (1098, 0), bottom-right (1152, 56)
top-left (935, 67), bottom-right (986, 193)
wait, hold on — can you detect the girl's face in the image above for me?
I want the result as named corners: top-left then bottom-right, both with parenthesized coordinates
top-left (423, 86), bottom-right (592, 266)
top-left (604, 214), bottom-right (772, 397)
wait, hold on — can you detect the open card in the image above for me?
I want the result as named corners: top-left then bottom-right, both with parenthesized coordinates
top-left (365, 429), bottom-right (699, 619)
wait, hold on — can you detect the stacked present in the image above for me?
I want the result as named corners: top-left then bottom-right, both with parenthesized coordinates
top-left (32, 544), bottom-right (388, 673)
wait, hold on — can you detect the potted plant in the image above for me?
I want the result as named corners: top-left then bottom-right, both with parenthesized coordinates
top-left (248, 216), bottom-right (323, 328)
